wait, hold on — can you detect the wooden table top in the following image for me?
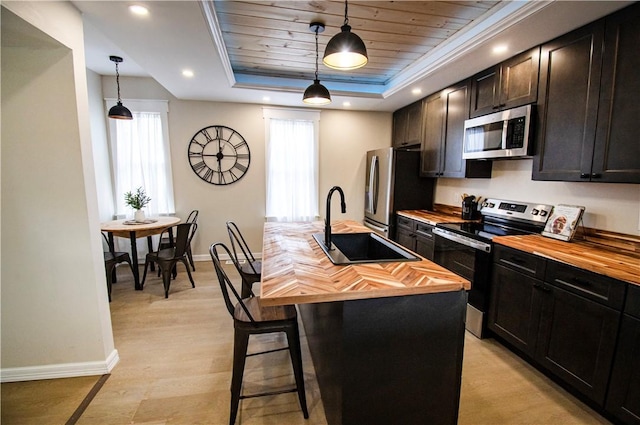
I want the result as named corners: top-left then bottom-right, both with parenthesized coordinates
top-left (100, 216), bottom-right (180, 238)
top-left (493, 234), bottom-right (640, 286)
top-left (259, 220), bottom-right (470, 306)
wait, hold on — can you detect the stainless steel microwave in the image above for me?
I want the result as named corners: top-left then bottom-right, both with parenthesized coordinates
top-left (462, 104), bottom-right (533, 160)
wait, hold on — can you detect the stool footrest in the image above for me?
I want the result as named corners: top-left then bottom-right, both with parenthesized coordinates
top-left (246, 346), bottom-right (289, 357)
top-left (239, 387), bottom-right (298, 400)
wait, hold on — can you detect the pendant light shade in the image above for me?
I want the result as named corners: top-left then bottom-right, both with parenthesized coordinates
top-left (303, 22), bottom-right (331, 105)
top-left (323, 0), bottom-right (368, 70)
top-left (108, 55), bottom-right (133, 120)
top-left (303, 79), bottom-right (332, 105)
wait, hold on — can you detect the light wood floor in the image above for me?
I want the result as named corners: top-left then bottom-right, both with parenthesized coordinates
top-left (2, 260), bottom-right (612, 424)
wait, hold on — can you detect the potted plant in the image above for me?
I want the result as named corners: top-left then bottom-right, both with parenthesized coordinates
top-left (124, 187), bottom-right (151, 222)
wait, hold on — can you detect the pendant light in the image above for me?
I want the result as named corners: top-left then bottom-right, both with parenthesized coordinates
top-left (303, 22), bottom-right (332, 105)
top-left (108, 55), bottom-right (133, 120)
top-left (323, 0), bottom-right (368, 70)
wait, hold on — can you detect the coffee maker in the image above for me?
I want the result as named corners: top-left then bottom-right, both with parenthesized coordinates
top-left (461, 195), bottom-right (478, 220)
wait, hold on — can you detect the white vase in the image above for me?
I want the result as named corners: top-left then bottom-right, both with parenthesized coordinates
top-left (134, 210), bottom-right (145, 222)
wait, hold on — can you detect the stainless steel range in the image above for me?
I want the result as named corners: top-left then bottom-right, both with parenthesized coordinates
top-left (432, 198), bottom-right (554, 338)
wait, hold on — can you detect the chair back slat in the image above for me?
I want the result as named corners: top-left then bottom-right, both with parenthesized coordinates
top-left (209, 243), bottom-right (256, 323)
top-left (186, 210), bottom-right (199, 224)
top-left (226, 221), bottom-right (258, 273)
top-left (101, 232), bottom-right (114, 254)
top-left (161, 222), bottom-right (196, 257)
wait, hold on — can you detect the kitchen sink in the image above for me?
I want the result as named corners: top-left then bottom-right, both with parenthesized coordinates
top-left (312, 232), bottom-right (420, 265)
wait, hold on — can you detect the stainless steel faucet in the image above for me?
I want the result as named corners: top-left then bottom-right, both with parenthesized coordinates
top-left (325, 186), bottom-right (346, 249)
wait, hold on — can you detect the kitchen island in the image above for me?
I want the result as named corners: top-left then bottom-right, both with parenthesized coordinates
top-left (260, 220), bottom-right (470, 425)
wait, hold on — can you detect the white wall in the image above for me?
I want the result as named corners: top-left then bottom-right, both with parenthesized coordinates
top-left (435, 159), bottom-right (640, 235)
top-left (1, 3), bottom-right (116, 381)
top-left (87, 69), bottom-right (115, 223)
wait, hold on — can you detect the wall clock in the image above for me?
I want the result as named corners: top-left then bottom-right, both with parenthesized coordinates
top-left (188, 125), bottom-right (251, 185)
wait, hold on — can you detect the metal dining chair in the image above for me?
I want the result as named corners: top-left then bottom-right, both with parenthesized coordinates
top-left (141, 222), bottom-right (197, 298)
top-left (226, 221), bottom-right (261, 298)
top-left (102, 233), bottom-right (135, 302)
top-left (158, 210), bottom-right (198, 271)
top-left (209, 242), bottom-right (309, 425)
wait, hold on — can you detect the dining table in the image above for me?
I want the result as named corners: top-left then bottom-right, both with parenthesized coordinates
top-left (100, 216), bottom-right (181, 289)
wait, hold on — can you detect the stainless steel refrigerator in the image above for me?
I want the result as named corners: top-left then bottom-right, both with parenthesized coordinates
top-left (364, 147), bottom-right (435, 239)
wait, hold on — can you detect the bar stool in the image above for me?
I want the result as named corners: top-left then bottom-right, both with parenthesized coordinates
top-left (226, 221), bottom-right (261, 298)
top-left (209, 242), bottom-right (309, 425)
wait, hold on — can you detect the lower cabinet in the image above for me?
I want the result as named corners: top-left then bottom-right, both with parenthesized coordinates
top-left (535, 283), bottom-right (620, 405)
top-left (395, 215), bottom-right (434, 261)
top-left (489, 244), bottom-right (627, 409)
top-left (606, 285), bottom-right (640, 424)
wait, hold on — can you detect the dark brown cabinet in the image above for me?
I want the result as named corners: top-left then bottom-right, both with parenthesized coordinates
top-left (420, 80), bottom-right (492, 178)
top-left (394, 215), bottom-right (434, 261)
top-left (488, 245), bottom-right (546, 357)
top-left (470, 47), bottom-right (540, 118)
top-left (392, 100), bottom-right (423, 148)
top-left (606, 285), bottom-right (640, 425)
top-left (534, 3), bottom-right (640, 183)
top-left (535, 281), bottom-right (620, 406)
top-left (489, 245), bottom-right (627, 407)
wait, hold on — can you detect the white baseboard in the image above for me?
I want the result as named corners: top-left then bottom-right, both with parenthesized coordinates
top-left (0, 349), bottom-right (119, 383)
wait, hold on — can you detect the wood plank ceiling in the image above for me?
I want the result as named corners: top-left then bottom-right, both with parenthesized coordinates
top-left (213, 1), bottom-right (500, 87)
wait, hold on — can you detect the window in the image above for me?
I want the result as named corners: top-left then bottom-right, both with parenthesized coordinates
top-left (106, 99), bottom-right (175, 219)
top-left (263, 108), bottom-right (320, 222)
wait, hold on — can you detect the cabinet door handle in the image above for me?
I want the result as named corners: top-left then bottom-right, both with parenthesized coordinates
top-left (571, 277), bottom-right (592, 287)
top-left (591, 173), bottom-right (601, 178)
top-left (580, 173), bottom-right (590, 179)
top-left (508, 256), bottom-right (525, 264)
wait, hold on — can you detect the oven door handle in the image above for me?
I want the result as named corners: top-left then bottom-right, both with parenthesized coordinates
top-left (433, 227), bottom-right (492, 253)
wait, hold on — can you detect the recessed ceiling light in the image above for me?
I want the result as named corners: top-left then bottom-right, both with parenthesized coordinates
top-left (182, 69), bottom-right (194, 78)
top-left (493, 44), bottom-right (508, 54)
top-left (263, 96), bottom-right (271, 102)
top-left (343, 102), bottom-right (351, 107)
top-left (412, 88), bottom-right (422, 95)
top-left (129, 5), bottom-right (148, 16)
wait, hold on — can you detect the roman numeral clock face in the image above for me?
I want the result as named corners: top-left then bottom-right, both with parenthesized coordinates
top-left (188, 125), bottom-right (251, 185)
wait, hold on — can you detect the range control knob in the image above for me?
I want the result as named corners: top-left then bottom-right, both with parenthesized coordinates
top-left (488, 203), bottom-right (495, 208)
top-left (481, 202), bottom-right (488, 207)
top-left (532, 209), bottom-right (539, 215)
top-left (540, 210), bottom-right (548, 217)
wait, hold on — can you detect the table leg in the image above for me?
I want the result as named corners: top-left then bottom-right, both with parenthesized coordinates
top-left (129, 231), bottom-right (141, 290)
top-left (147, 236), bottom-right (155, 271)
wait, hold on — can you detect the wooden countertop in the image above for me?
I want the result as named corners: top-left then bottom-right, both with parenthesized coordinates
top-left (493, 234), bottom-right (640, 286)
top-left (397, 208), bottom-right (476, 226)
top-left (259, 220), bottom-right (470, 306)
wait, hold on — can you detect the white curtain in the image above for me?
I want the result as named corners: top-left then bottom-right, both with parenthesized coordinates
top-left (266, 118), bottom-right (318, 222)
top-left (106, 99), bottom-right (175, 260)
top-left (112, 111), bottom-right (175, 218)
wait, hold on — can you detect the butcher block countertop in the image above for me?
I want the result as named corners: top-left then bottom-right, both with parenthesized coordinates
top-left (397, 206), bottom-right (476, 226)
top-left (493, 234), bottom-right (640, 286)
top-left (259, 220), bottom-right (470, 306)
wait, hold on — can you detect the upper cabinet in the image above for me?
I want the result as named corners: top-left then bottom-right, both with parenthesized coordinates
top-left (420, 80), bottom-right (492, 179)
top-left (392, 100), bottom-right (423, 148)
top-left (533, 3), bottom-right (640, 183)
top-left (469, 47), bottom-right (540, 118)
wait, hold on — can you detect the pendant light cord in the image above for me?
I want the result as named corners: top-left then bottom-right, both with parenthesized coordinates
top-left (115, 61), bottom-right (122, 103)
top-left (343, 0), bottom-right (349, 26)
top-left (314, 26), bottom-right (319, 80)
